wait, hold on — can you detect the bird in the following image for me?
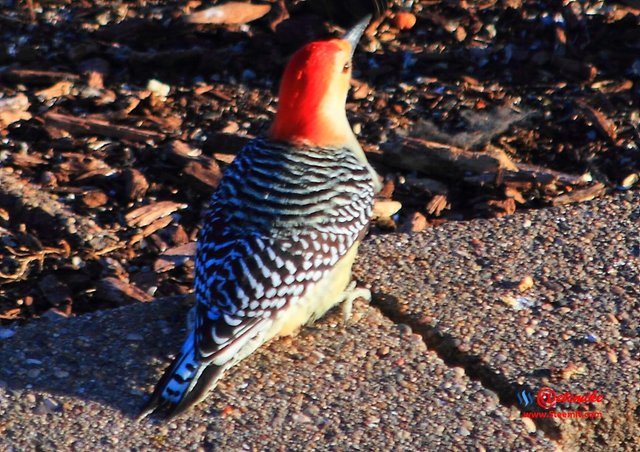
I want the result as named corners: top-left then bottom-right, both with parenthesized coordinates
top-left (138, 15), bottom-right (381, 420)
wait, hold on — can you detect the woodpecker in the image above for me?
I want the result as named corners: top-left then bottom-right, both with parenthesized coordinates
top-left (139, 15), bottom-right (380, 419)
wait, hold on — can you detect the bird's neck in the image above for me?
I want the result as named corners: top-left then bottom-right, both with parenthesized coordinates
top-left (270, 100), bottom-right (354, 148)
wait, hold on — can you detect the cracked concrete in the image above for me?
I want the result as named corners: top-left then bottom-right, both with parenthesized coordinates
top-left (357, 190), bottom-right (640, 450)
top-left (1, 191), bottom-right (638, 450)
top-left (0, 298), bottom-right (551, 450)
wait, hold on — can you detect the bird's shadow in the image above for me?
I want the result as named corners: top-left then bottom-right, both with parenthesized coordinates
top-left (0, 294), bottom-right (354, 419)
top-left (0, 296), bottom-right (191, 418)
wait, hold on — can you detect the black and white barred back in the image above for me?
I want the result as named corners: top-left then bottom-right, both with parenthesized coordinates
top-left (140, 138), bottom-right (374, 418)
top-left (195, 138), bottom-right (374, 346)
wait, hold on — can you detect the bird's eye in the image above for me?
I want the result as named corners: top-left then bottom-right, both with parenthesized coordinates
top-left (342, 62), bottom-right (351, 73)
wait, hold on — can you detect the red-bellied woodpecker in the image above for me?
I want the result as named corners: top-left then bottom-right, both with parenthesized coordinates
top-left (139, 15), bottom-right (381, 419)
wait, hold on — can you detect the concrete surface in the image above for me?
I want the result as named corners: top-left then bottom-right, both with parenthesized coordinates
top-left (1, 191), bottom-right (638, 450)
top-left (357, 190), bottom-right (640, 450)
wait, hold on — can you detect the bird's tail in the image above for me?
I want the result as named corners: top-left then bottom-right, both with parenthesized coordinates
top-left (137, 332), bottom-right (227, 420)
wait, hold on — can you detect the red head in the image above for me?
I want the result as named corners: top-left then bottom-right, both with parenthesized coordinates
top-left (269, 38), bottom-right (356, 147)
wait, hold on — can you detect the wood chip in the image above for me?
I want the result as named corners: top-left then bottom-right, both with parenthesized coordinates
top-left (504, 187), bottom-right (526, 204)
top-left (125, 201), bottom-right (187, 228)
top-left (474, 198), bottom-right (516, 217)
top-left (384, 137), bottom-right (517, 179)
top-left (35, 80), bottom-right (74, 101)
top-left (213, 153), bottom-right (237, 165)
top-left (426, 194), bottom-right (449, 216)
top-left (123, 168), bottom-right (149, 201)
top-left (184, 2), bottom-right (271, 24)
top-left (402, 211), bottom-right (427, 232)
top-left (591, 79), bottom-right (633, 93)
top-left (465, 164), bottom-right (592, 195)
top-left (81, 190), bottom-right (108, 208)
top-left (139, 216), bottom-right (174, 241)
top-left (269, 0), bottom-right (289, 32)
top-left (405, 176), bottom-right (449, 196)
top-left (204, 132), bottom-right (252, 155)
top-left (183, 160), bottom-right (223, 190)
top-left (351, 81), bottom-right (371, 100)
top-left (0, 93), bottom-right (31, 127)
top-left (550, 183), bottom-right (607, 206)
top-left (0, 169), bottom-right (118, 252)
top-left (393, 12), bottom-right (417, 30)
top-left (619, 173), bottom-right (639, 190)
top-left (578, 101), bottom-right (618, 143)
top-left (86, 70), bottom-right (104, 90)
top-left (0, 69), bottom-right (80, 85)
top-left (95, 277), bottom-right (153, 305)
top-left (164, 140), bottom-right (202, 164)
top-left (372, 200), bottom-right (402, 219)
top-left (551, 56), bottom-right (597, 81)
top-left (154, 242), bottom-right (197, 273)
top-left (43, 112), bottom-right (165, 142)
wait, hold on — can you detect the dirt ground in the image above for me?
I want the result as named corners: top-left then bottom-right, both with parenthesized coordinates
top-left (1, 0), bottom-right (638, 322)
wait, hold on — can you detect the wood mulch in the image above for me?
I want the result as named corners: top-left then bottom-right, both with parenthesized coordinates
top-left (1, 0), bottom-right (638, 322)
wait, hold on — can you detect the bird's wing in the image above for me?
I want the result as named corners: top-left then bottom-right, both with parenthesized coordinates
top-left (193, 223), bottom-right (353, 363)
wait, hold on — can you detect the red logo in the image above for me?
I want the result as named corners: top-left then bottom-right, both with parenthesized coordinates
top-left (536, 387), bottom-right (556, 409)
top-left (536, 387), bottom-right (604, 410)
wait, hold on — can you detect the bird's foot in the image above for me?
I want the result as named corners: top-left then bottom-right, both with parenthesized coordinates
top-left (340, 281), bottom-right (371, 326)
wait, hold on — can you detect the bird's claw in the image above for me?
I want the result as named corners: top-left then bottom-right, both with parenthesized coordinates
top-left (340, 281), bottom-right (371, 326)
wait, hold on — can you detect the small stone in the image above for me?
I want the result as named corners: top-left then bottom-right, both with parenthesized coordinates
top-left (395, 324), bottom-right (412, 337)
top-left (27, 368), bottom-right (41, 378)
top-left (0, 328), bottom-right (15, 339)
top-left (521, 417), bottom-right (536, 433)
top-left (292, 413), bottom-right (313, 424)
top-left (304, 404), bottom-right (320, 417)
top-left (126, 333), bottom-right (144, 341)
top-left (452, 367), bottom-right (466, 379)
top-left (561, 362), bottom-right (586, 380)
top-left (585, 333), bottom-right (599, 343)
top-left (518, 275), bottom-right (534, 292)
top-left (43, 397), bottom-right (60, 411)
top-left (55, 369), bottom-right (70, 378)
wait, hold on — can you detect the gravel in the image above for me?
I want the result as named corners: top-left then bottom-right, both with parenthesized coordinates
top-left (356, 190), bottom-right (640, 450)
top-left (2, 191), bottom-right (638, 449)
top-left (0, 299), bottom-right (550, 449)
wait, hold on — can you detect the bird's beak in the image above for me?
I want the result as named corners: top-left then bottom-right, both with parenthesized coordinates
top-left (343, 14), bottom-right (372, 57)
